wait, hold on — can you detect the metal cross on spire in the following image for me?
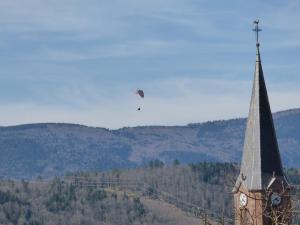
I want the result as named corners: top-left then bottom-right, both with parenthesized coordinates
top-left (253, 19), bottom-right (262, 46)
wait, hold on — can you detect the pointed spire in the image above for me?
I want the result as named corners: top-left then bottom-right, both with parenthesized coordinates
top-left (236, 21), bottom-right (287, 191)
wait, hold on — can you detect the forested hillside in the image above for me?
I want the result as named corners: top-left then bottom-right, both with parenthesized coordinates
top-left (0, 108), bottom-right (299, 179)
top-left (1, 163), bottom-right (300, 225)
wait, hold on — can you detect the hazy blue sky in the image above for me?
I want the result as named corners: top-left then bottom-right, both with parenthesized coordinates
top-left (0, 0), bottom-right (299, 128)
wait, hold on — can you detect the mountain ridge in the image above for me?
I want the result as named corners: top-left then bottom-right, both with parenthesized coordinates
top-left (1, 107), bottom-right (299, 129)
top-left (0, 108), bottom-right (299, 179)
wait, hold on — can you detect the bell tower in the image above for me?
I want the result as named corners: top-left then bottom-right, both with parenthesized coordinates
top-left (233, 20), bottom-right (291, 225)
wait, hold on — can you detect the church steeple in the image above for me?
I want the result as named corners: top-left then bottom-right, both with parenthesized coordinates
top-left (233, 21), bottom-right (291, 225)
top-left (237, 21), bottom-right (287, 191)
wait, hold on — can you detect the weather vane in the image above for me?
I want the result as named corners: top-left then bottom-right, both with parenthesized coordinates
top-left (253, 19), bottom-right (262, 46)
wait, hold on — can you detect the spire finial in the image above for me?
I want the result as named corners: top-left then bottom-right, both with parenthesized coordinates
top-left (253, 19), bottom-right (262, 47)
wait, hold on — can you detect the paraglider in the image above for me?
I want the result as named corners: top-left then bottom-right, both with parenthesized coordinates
top-left (135, 89), bottom-right (144, 111)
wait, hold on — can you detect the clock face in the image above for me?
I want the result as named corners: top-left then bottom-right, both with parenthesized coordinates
top-left (239, 193), bottom-right (248, 207)
top-left (271, 193), bottom-right (281, 206)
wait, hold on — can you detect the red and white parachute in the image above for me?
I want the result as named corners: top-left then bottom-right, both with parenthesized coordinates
top-left (136, 89), bottom-right (144, 98)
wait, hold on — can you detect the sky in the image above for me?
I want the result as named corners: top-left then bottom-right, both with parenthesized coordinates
top-left (0, 0), bottom-right (299, 129)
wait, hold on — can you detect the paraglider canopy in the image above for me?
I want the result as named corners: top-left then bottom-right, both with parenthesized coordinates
top-left (136, 89), bottom-right (144, 98)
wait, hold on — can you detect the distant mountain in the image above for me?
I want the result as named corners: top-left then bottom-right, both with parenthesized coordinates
top-left (0, 108), bottom-right (300, 179)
